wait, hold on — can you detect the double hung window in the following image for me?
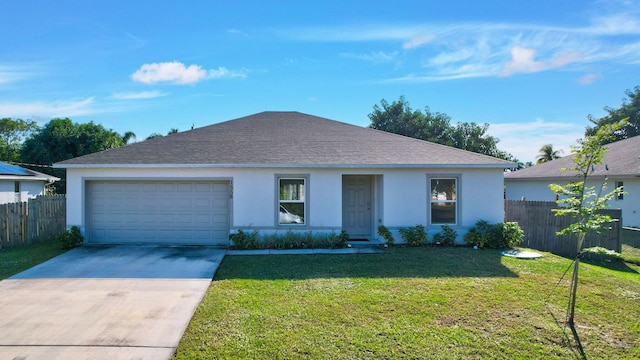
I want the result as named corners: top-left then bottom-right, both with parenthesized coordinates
top-left (430, 178), bottom-right (457, 224)
top-left (278, 177), bottom-right (306, 225)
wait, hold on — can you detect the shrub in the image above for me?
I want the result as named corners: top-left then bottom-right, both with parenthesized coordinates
top-left (502, 222), bottom-right (524, 248)
top-left (335, 230), bottom-right (350, 248)
top-left (377, 225), bottom-right (395, 246)
top-left (57, 226), bottom-right (84, 249)
top-left (399, 225), bottom-right (427, 247)
top-left (463, 220), bottom-right (524, 249)
top-left (230, 230), bottom-right (350, 249)
top-left (231, 229), bottom-right (260, 249)
top-left (432, 225), bottom-right (457, 246)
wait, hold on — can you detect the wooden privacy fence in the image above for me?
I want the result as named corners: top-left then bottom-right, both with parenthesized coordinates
top-left (505, 200), bottom-right (621, 258)
top-left (0, 195), bottom-right (66, 249)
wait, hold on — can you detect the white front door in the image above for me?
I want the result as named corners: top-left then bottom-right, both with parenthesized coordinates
top-left (342, 175), bottom-right (373, 238)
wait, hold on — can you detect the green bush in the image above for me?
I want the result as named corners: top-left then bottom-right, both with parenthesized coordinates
top-left (56, 226), bottom-right (84, 249)
top-left (230, 230), bottom-right (350, 249)
top-left (335, 230), bottom-right (350, 248)
top-left (399, 225), bottom-right (427, 247)
top-left (463, 220), bottom-right (523, 249)
top-left (502, 222), bottom-right (524, 248)
top-left (377, 225), bottom-right (395, 246)
top-left (432, 225), bottom-right (457, 246)
top-left (231, 229), bottom-right (260, 249)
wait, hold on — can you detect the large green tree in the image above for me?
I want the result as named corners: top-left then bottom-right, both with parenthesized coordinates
top-left (585, 86), bottom-right (639, 143)
top-left (368, 97), bottom-right (517, 162)
top-left (0, 118), bottom-right (38, 162)
top-left (21, 118), bottom-right (126, 165)
top-left (21, 118), bottom-right (133, 193)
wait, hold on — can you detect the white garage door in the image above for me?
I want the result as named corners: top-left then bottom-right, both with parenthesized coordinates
top-left (86, 181), bottom-right (230, 246)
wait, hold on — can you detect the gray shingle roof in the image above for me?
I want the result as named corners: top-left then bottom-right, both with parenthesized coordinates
top-left (55, 111), bottom-right (516, 168)
top-left (505, 135), bottom-right (640, 180)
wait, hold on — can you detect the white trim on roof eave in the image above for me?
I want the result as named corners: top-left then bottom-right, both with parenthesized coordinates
top-left (0, 175), bottom-right (59, 182)
top-left (56, 162), bottom-right (517, 170)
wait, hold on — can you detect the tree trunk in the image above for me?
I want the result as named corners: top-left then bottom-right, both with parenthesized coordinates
top-left (568, 257), bottom-right (579, 325)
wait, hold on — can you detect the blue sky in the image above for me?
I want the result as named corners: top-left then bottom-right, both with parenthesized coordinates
top-left (1, 0), bottom-right (639, 163)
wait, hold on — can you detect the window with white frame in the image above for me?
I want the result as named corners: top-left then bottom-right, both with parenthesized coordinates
top-left (278, 177), bottom-right (306, 225)
top-left (430, 178), bottom-right (457, 224)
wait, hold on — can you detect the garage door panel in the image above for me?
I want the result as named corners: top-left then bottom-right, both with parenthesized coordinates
top-left (87, 181), bottom-right (230, 246)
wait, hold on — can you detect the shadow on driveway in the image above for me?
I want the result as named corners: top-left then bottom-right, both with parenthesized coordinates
top-left (11, 245), bottom-right (226, 279)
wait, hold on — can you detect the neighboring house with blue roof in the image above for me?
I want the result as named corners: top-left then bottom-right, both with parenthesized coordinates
top-left (0, 162), bottom-right (59, 204)
top-left (55, 111), bottom-right (516, 247)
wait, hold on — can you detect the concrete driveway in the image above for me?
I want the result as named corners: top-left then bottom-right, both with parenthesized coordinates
top-left (0, 245), bottom-right (225, 360)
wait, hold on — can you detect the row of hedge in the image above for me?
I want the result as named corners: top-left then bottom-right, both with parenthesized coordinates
top-left (376, 221), bottom-right (523, 249)
top-left (231, 220), bottom-right (524, 250)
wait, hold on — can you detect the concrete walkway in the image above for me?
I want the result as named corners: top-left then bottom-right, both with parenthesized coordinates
top-left (227, 245), bottom-right (385, 255)
top-left (0, 245), bottom-right (225, 360)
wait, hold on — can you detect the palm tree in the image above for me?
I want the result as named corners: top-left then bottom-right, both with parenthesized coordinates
top-left (535, 144), bottom-right (563, 164)
top-left (121, 131), bottom-right (136, 145)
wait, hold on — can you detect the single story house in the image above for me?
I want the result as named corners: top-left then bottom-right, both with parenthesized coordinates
top-left (505, 135), bottom-right (639, 227)
top-left (0, 162), bottom-right (59, 204)
top-left (55, 111), bottom-right (516, 246)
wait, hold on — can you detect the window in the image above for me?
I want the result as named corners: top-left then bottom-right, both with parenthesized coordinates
top-left (14, 181), bottom-right (20, 202)
top-left (278, 177), bottom-right (306, 225)
top-left (616, 181), bottom-right (624, 200)
top-left (430, 178), bottom-right (457, 224)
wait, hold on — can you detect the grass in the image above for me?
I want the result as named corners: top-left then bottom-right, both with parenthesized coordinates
top-left (0, 241), bottom-right (67, 280)
top-left (621, 229), bottom-right (640, 265)
top-left (622, 244), bottom-right (640, 265)
top-left (174, 247), bottom-right (640, 360)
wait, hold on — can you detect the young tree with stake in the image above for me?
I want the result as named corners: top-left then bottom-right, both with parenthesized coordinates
top-left (549, 118), bottom-right (627, 356)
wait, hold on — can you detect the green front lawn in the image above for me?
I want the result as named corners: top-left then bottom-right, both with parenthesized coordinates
top-left (0, 241), bottom-right (67, 280)
top-left (174, 247), bottom-right (640, 359)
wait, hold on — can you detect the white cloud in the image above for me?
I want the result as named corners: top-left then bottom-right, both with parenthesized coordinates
top-left (499, 46), bottom-right (581, 76)
top-left (403, 34), bottom-right (435, 49)
top-left (277, 6), bottom-right (640, 82)
top-left (0, 98), bottom-right (96, 119)
top-left (112, 90), bottom-right (168, 100)
top-left (131, 62), bottom-right (246, 85)
top-left (0, 65), bottom-right (32, 85)
top-left (131, 62), bottom-right (208, 84)
top-left (208, 67), bottom-right (247, 79)
top-left (488, 119), bottom-right (584, 163)
top-left (340, 51), bottom-right (398, 63)
top-left (578, 73), bottom-right (603, 84)
top-left (585, 13), bottom-right (640, 35)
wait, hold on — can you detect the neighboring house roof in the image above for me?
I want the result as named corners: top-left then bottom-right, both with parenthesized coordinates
top-left (505, 135), bottom-right (640, 181)
top-left (55, 111), bottom-right (516, 169)
top-left (0, 162), bottom-right (59, 182)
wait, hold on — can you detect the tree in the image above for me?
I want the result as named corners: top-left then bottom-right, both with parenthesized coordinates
top-left (21, 118), bottom-right (133, 193)
top-left (145, 128), bottom-right (179, 140)
top-left (535, 144), bottom-right (563, 164)
top-left (585, 86), bottom-right (639, 143)
top-left (549, 119), bottom-right (627, 357)
top-left (368, 96), bottom-right (452, 144)
top-left (122, 131), bottom-right (137, 144)
top-left (368, 97), bottom-right (517, 162)
top-left (0, 118), bottom-right (38, 162)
